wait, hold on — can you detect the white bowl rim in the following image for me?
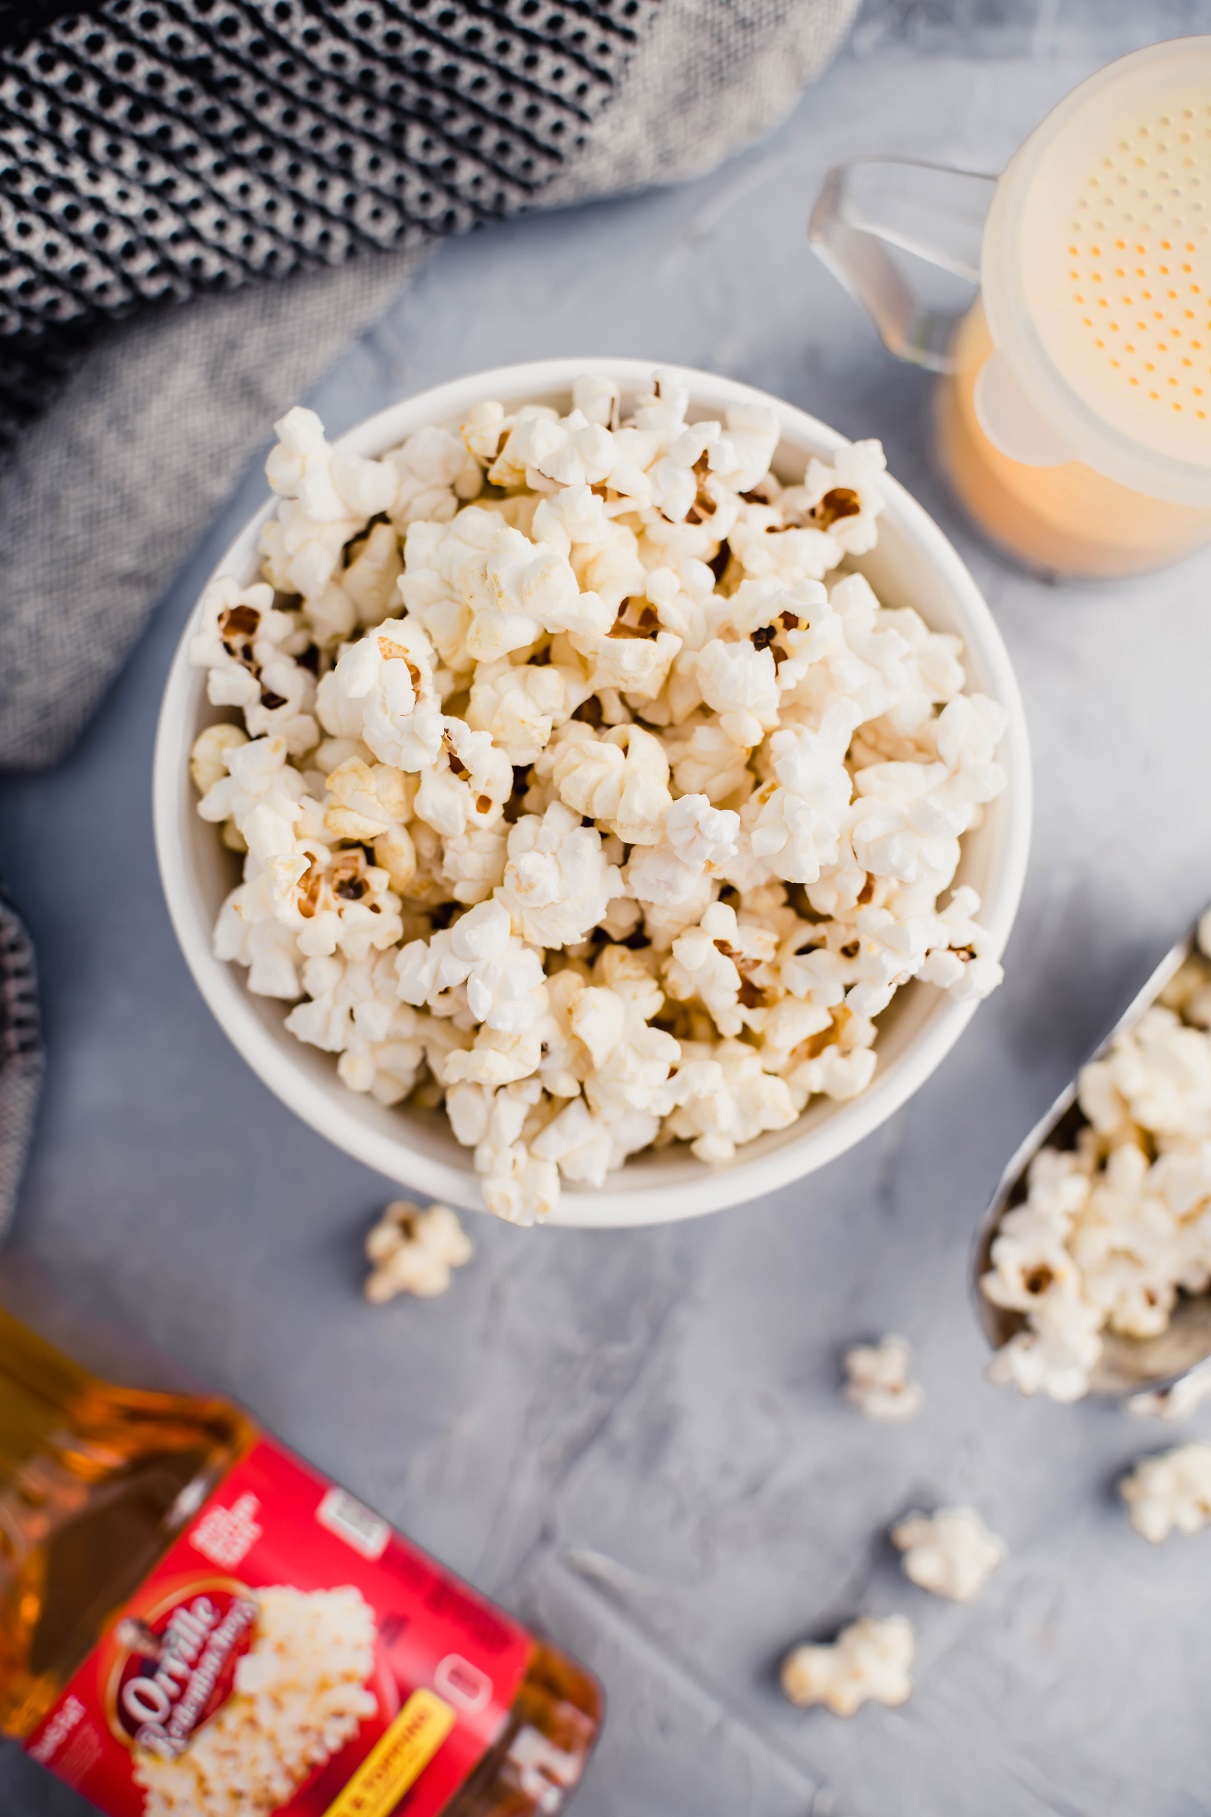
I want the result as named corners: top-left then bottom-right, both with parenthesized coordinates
top-left (154, 356), bottom-right (1033, 1228)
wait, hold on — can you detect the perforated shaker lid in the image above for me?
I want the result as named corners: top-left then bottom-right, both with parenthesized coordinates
top-left (981, 38), bottom-right (1211, 505)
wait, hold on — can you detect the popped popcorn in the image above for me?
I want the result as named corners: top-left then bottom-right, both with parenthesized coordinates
top-left (781, 1614), bottom-right (914, 1716)
top-left (190, 375), bottom-right (1007, 1222)
top-left (133, 1584), bottom-right (377, 1817)
top-left (364, 1200), bottom-right (473, 1302)
top-left (984, 937), bottom-right (1211, 1401)
top-left (843, 1335), bottom-right (924, 1421)
top-left (891, 1506), bottom-right (1006, 1603)
top-left (1120, 1441), bottom-right (1211, 1542)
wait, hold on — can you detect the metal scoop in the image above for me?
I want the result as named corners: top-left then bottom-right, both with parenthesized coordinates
top-left (973, 909), bottom-right (1211, 1398)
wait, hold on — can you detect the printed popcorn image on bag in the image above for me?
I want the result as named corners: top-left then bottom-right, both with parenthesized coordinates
top-left (25, 1438), bottom-right (537, 1817)
top-left (130, 1585), bottom-right (377, 1817)
top-left (188, 372), bottom-right (1009, 1224)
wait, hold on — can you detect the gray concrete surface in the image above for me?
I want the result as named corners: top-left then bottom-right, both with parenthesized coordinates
top-left (5, 1), bottom-right (1211, 1812)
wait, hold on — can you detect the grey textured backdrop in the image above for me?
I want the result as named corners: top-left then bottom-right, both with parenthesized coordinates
top-left (5, 1), bottom-right (1211, 1812)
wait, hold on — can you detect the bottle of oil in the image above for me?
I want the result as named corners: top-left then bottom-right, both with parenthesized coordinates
top-left (0, 1288), bottom-right (601, 1817)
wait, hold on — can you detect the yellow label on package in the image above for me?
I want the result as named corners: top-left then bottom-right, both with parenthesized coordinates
top-left (322, 1689), bottom-right (456, 1817)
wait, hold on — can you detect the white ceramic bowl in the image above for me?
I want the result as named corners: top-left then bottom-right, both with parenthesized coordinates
top-left (154, 358), bottom-right (1032, 1228)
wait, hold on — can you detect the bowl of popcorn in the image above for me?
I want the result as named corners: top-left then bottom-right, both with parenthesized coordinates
top-left (154, 359), bottom-right (1031, 1227)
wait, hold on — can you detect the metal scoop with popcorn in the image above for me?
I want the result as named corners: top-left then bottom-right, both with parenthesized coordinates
top-left (975, 907), bottom-right (1211, 1402)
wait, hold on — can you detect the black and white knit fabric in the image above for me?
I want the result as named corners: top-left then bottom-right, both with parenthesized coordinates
top-left (0, 0), bottom-right (657, 455)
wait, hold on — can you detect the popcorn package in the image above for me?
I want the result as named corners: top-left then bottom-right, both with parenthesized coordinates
top-left (5, 1295), bottom-right (601, 1817)
top-left (188, 374), bottom-right (1009, 1222)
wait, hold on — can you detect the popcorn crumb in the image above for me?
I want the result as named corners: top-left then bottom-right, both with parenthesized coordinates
top-left (843, 1335), bottom-right (924, 1421)
top-left (1120, 1441), bottom-right (1211, 1542)
top-left (781, 1614), bottom-right (914, 1716)
top-left (891, 1506), bottom-right (1006, 1602)
top-left (364, 1201), bottom-right (473, 1302)
top-left (192, 375), bottom-right (1008, 1224)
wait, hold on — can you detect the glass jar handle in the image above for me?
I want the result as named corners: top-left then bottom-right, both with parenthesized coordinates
top-left (809, 159), bottom-right (998, 375)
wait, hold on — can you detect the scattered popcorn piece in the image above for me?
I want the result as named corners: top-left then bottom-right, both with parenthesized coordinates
top-left (843, 1336), bottom-right (924, 1422)
top-left (364, 1200), bottom-right (474, 1302)
top-left (1120, 1441), bottom-right (1211, 1542)
top-left (781, 1615), bottom-right (914, 1716)
top-left (194, 376), bottom-right (1008, 1225)
top-left (891, 1506), bottom-right (1006, 1603)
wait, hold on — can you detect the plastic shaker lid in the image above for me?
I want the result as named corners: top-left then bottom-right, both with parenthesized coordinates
top-left (980, 38), bottom-right (1211, 505)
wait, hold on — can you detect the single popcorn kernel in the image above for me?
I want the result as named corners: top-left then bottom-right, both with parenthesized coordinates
top-left (781, 1614), bottom-right (914, 1716)
top-left (843, 1335), bottom-right (924, 1421)
top-left (364, 1200), bottom-right (473, 1302)
top-left (190, 374), bottom-right (1008, 1225)
top-left (189, 722), bottom-right (249, 796)
top-left (1120, 1441), bottom-right (1211, 1542)
top-left (891, 1506), bottom-right (1006, 1603)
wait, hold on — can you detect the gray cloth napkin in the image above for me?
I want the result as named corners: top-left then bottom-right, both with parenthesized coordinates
top-left (0, 0), bottom-right (856, 1224)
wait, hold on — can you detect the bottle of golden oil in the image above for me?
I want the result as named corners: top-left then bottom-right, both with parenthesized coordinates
top-left (0, 1281), bottom-right (601, 1817)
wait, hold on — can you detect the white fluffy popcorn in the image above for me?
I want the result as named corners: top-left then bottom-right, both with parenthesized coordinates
top-left (891, 1507), bottom-right (1006, 1603)
top-left (132, 1585), bottom-right (377, 1817)
top-left (843, 1335), bottom-right (924, 1421)
top-left (497, 804), bottom-right (623, 949)
top-left (781, 1614), bottom-right (914, 1716)
top-left (261, 406), bottom-right (396, 600)
top-left (190, 377), bottom-right (1006, 1224)
top-left (1120, 1441), bottom-right (1211, 1542)
top-left (317, 617), bottom-right (444, 772)
top-left (364, 1200), bottom-right (473, 1301)
top-left (396, 898), bottom-right (543, 1032)
top-left (984, 939), bottom-right (1211, 1402)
